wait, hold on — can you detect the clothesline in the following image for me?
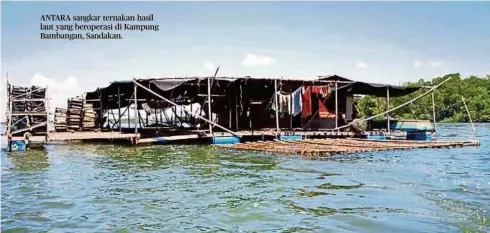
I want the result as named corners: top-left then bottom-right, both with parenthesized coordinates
top-left (271, 84), bottom-right (335, 118)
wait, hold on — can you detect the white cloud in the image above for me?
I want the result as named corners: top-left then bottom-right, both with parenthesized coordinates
top-left (356, 62), bottom-right (368, 69)
top-left (241, 53), bottom-right (275, 67)
top-left (428, 61), bottom-right (443, 67)
top-left (29, 74), bottom-right (82, 109)
top-left (413, 61), bottom-right (443, 68)
top-left (204, 62), bottom-right (217, 74)
top-left (0, 79), bottom-right (7, 122)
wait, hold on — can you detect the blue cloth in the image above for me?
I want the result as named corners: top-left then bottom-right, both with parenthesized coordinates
top-left (291, 88), bottom-right (302, 116)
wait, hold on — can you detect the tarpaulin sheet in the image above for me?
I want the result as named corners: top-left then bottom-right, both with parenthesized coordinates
top-left (151, 78), bottom-right (196, 92)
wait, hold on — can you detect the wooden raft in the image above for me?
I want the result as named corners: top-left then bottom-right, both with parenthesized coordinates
top-left (217, 139), bottom-right (480, 158)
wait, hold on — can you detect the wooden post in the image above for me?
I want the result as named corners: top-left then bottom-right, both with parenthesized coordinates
top-left (461, 96), bottom-right (476, 134)
top-left (290, 93), bottom-right (293, 129)
top-left (386, 87), bottom-right (390, 132)
top-left (235, 88), bottom-right (239, 131)
top-left (159, 103), bottom-right (163, 126)
top-left (335, 80), bottom-right (338, 129)
top-left (45, 85), bottom-right (49, 139)
top-left (127, 102), bottom-right (130, 129)
top-left (118, 84), bottom-right (122, 132)
top-left (229, 98), bottom-right (232, 128)
top-left (6, 81), bottom-right (12, 137)
top-left (431, 92), bottom-right (436, 132)
top-left (274, 78), bottom-right (280, 133)
top-left (98, 88), bottom-right (103, 130)
top-left (207, 76), bottom-right (213, 135)
top-left (134, 83), bottom-right (138, 134)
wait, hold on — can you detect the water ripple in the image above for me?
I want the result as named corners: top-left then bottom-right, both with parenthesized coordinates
top-left (1, 124), bottom-right (489, 232)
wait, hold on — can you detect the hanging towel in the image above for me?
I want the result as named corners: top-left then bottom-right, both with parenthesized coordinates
top-left (271, 93), bottom-right (291, 114)
top-left (310, 85), bottom-right (335, 118)
top-left (291, 87), bottom-right (302, 116)
top-left (311, 85), bottom-right (331, 98)
top-left (301, 86), bottom-right (312, 117)
top-left (280, 95), bottom-right (291, 113)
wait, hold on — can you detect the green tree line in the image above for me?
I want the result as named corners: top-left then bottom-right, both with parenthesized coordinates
top-left (355, 73), bottom-right (490, 123)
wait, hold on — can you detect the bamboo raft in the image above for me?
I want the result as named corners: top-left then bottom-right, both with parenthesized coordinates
top-left (216, 139), bottom-right (480, 158)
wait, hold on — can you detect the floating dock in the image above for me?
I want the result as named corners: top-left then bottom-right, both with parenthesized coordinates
top-left (11, 131), bottom-right (139, 143)
top-left (216, 138), bottom-right (481, 158)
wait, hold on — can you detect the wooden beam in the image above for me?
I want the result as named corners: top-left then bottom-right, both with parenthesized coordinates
top-left (134, 84), bottom-right (138, 134)
top-left (386, 87), bottom-right (390, 132)
top-left (118, 84), bottom-right (122, 132)
top-left (12, 98), bottom-right (48, 102)
top-left (11, 122), bottom-right (47, 135)
top-left (335, 80), bottom-right (338, 129)
top-left (461, 96), bottom-right (476, 134)
top-left (274, 78), bottom-right (280, 133)
top-left (431, 92), bottom-right (436, 132)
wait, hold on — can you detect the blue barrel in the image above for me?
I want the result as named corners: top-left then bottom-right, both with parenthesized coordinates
top-left (366, 135), bottom-right (387, 140)
top-left (9, 140), bottom-right (26, 151)
top-left (280, 135), bottom-right (303, 141)
top-left (211, 136), bottom-right (240, 145)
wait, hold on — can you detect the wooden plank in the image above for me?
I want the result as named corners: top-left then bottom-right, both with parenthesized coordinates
top-left (48, 132), bottom-right (139, 141)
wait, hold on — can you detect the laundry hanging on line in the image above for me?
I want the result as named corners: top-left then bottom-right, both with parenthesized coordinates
top-left (271, 87), bottom-right (303, 115)
top-left (291, 87), bottom-right (302, 116)
top-left (271, 93), bottom-right (291, 114)
top-left (302, 85), bottom-right (334, 118)
top-left (301, 86), bottom-right (313, 117)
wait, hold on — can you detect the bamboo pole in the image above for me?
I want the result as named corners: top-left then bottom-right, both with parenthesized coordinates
top-left (386, 87), bottom-right (390, 132)
top-left (207, 67), bottom-right (220, 135)
top-left (207, 75), bottom-right (213, 134)
top-left (329, 76), bottom-right (453, 131)
top-left (461, 96), bottom-right (476, 134)
top-left (118, 84), bottom-right (121, 132)
top-left (431, 92), bottom-right (436, 132)
top-left (127, 100), bottom-right (131, 129)
top-left (132, 79), bottom-right (241, 138)
top-left (274, 78), bottom-right (280, 133)
top-left (98, 88), bottom-right (104, 130)
top-left (229, 99), bottom-right (232, 128)
top-left (134, 84), bottom-right (138, 134)
top-left (6, 81), bottom-right (12, 137)
top-left (335, 80), bottom-right (338, 129)
top-left (46, 85), bottom-right (49, 139)
top-left (235, 91), bottom-right (239, 131)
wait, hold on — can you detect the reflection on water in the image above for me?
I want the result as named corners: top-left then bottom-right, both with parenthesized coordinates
top-left (1, 124), bottom-right (489, 232)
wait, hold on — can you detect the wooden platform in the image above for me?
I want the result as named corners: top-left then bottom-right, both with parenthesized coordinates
top-left (49, 131), bottom-right (139, 141)
top-left (216, 138), bottom-right (481, 158)
top-left (11, 131), bottom-right (139, 143)
top-left (211, 130), bottom-right (355, 138)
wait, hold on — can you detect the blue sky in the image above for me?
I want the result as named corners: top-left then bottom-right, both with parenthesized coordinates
top-left (1, 1), bottom-right (489, 112)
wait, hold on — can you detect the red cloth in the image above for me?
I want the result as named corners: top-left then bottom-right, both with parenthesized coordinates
top-left (301, 87), bottom-right (312, 117)
top-left (312, 85), bottom-right (335, 118)
top-left (311, 85), bottom-right (330, 97)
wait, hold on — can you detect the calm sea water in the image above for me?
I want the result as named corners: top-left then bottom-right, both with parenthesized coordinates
top-left (1, 124), bottom-right (489, 233)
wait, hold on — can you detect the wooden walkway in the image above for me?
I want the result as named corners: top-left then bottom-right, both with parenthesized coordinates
top-left (211, 130), bottom-right (355, 138)
top-left (216, 138), bottom-right (481, 158)
top-left (11, 131), bottom-right (139, 143)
